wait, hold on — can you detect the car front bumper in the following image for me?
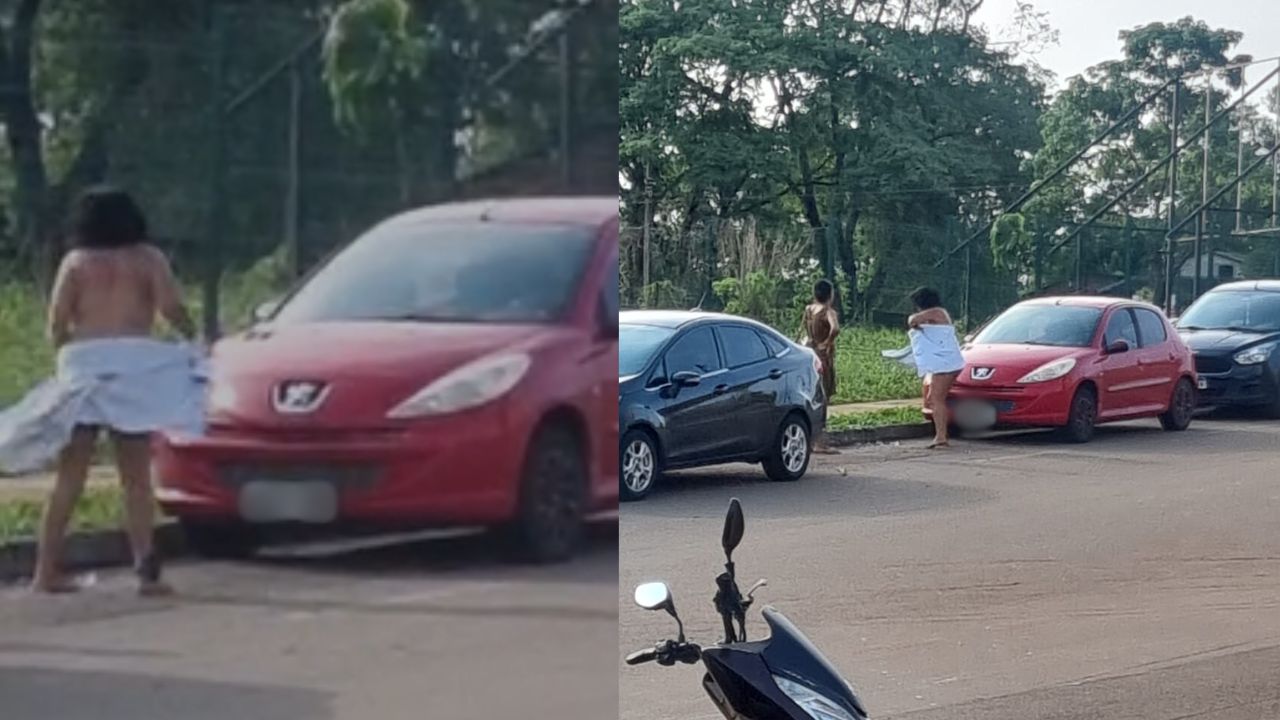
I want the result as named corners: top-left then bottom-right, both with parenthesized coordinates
top-left (943, 379), bottom-right (1074, 428)
top-left (1194, 362), bottom-right (1278, 408)
top-left (153, 410), bottom-right (525, 526)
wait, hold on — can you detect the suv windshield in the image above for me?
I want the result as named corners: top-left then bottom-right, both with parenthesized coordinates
top-left (274, 222), bottom-right (595, 324)
top-left (619, 323), bottom-right (674, 376)
top-left (1177, 291), bottom-right (1280, 333)
top-left (974, 304), bottom-right (1103, 347)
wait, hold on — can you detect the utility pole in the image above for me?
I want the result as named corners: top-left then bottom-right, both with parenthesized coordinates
top-left (284, 58), bottom-right (302, 279)
top-left (641, 160), bottom-right (652, 305)
top-left (1193, 79), bottom-right (1210, 300)
top-left (558, 1), bottom-right (575, 192)
top-left (1164, 77), bottom-right (1180, 313)
top-left (204, 8), bottom-right (227, 342)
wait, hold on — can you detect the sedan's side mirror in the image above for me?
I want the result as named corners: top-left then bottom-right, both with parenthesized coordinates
top-left (253, 298), bottom-right (282, 323)
top-left (1105, 339), bottom-right (1131, 355)
top-left (671, 370), bottom-right (701, 387)
top-left (963, 334), bottom-right (975, 344)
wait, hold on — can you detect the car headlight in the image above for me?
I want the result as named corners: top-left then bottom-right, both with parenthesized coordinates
top-left (387, 352), bottom-right (531, 419)
top-left (773, 675), bottom-right (860, 720)
top-left (1017, 357), bottom-right (1077, 384)
top-left (1234, 344), bottom-right (1274, 366)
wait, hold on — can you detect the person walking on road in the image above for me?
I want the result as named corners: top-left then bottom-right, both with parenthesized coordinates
top-left (0, 187), bottom-right (204, 595)
top-left (803, 279), bottom-right (840, 454)
top-left (907, 287), bottom-right (964, 449)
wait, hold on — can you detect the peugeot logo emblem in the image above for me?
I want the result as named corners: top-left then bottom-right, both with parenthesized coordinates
top-left (272, 380), bottom-right (330, 414)
top-left (971, 367), bottom-right (995, 381)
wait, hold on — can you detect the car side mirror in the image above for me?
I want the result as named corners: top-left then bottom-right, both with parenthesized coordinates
top-left (963, 334), bottom-right (975, 344)
top-left (1105, 339), bottom-right (1130, 355)
top-left (253, 298), bottom-right (282, 323)
top-left (671, 370), bottom-right (701, 387)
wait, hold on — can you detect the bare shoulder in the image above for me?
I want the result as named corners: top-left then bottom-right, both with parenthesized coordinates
top-left (135, 243), bottom-right (174, 272)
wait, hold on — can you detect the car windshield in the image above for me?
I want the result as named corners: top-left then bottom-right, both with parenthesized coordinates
top-left (619, 323), bottom-right (674, 376)
top-left (974, 304), bottom-right (1103, 347)
top-left (273, 221), bottom-right (595, 324)
top-left (1177, 291), bottom-right (1280, 333)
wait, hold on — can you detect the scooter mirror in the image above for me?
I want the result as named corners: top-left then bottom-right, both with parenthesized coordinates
top-left (634, 582), bottom-right (673, 611)
top-left (722, 498), bottom-right (745, 560)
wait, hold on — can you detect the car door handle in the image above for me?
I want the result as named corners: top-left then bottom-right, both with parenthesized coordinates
top-left (713, 384), bottom-right (730, 395)
top-left (768, 368), bottom-right (783, 379)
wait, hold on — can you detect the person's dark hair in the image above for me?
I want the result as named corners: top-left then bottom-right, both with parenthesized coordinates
top-left (909, 286), bottom-right (942, 311)
top-left (814, 279), bottom-right (834, 304)
top-left (71, 186), bottom-right (148, 249)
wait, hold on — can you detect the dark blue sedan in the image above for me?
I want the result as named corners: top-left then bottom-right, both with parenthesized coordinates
top-left (619, 310), bottom-right (825, 501)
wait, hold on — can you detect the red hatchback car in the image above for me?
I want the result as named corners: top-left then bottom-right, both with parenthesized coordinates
top-left (154, 197), bottom-right (619, 562)
top-left (934, 297), bottom-right (1197, 442)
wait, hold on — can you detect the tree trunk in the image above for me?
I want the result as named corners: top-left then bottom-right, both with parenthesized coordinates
top-left (0, 0), bottom-right (50, 288)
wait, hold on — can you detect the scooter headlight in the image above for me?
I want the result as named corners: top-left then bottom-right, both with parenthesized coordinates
top-left (773, 675), bottom-right (860, 720)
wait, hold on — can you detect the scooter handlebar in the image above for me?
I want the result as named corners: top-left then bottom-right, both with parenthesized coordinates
top-left (625, 648), bottom-right (659, 666)
top-left (626, 640), bottom-right (703, 667)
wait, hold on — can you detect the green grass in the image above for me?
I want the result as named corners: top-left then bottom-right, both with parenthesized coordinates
top-left (827, 405), bottom-right (925, 432)
top-left (0, 485), bottom-right (126, 543)
top-left (829, 326), bottom-right (922, 404)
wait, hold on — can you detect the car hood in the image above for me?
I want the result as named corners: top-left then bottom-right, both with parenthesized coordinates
top-left (207, 321), bottom-right (545, 428)
top-left (1178, 328), bottom-right (1280, 354)
top-left (959, 343), bottom-right (1093, 384)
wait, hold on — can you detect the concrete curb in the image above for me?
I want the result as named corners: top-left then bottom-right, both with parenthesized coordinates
top-left (0, 522), bottom-right (187, 582)
top-left (827, 422), bottom-right (934, 446)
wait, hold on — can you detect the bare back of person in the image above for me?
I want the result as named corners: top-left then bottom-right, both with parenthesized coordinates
top-left (50, 244), bottom-right (190, 345)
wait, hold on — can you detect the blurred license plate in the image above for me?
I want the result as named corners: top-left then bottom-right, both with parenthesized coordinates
top-left (1197, 377), bottom-right (1208, 390)
top-left (238, 481), bottom-right (337, 523)
top-left (953, 400), bottom-right (999, 431)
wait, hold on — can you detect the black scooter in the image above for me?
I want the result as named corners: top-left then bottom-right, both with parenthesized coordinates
top-left (626, 498), bottom-right (869, 720)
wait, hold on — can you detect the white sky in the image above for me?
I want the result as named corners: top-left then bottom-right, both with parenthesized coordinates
top-left (975, 0), bottom-right (1280, 89)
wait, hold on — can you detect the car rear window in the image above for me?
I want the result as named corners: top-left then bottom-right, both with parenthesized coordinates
top-left (274, 221), bottom-right (595, 325)
top-left (1133, 308), bottom-right (1167, 347)
top-left (758, 330), bottom-right (788, 356)
top-left (718, 325), bottom-right (770, 368)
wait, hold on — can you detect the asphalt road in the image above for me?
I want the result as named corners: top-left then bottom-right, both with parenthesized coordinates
top-left (0, 526), bottom-right (617, 720)
top-left (620, 416), bottom-right (1280, 719)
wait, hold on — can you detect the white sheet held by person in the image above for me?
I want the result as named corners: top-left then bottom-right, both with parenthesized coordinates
top-left (1, 186), bottom-right (203, 596)
top-left (881, 325), bottom-right (965, 377)
top-left (0, 339), bottom-right (207, 475)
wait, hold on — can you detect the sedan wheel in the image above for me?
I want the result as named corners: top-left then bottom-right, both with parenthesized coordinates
top-left (620, 430), bottom-right (659, 502)
top-left (1159, 378), bottom-right (1195, 431)
top-left (764, 415), bottom-right (810, 482)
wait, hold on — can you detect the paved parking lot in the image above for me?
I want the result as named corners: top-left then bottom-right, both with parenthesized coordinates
top-left (620, 415), bottom-right (1280, 719)
top-left (1, 527), bottom-right (617, 720)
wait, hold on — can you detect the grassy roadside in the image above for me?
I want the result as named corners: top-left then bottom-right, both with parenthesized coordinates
top-left (829, 327), bottom-right (920, 404)
top-left (827, 405), bottom-right (925, 432)
top-left (0, 485), bottom-right (127, 544)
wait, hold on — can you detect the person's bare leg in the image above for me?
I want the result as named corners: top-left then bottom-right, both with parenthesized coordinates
top-left (32, 427), bottom-right (97, 593)
top-left (929, 374), bottom-right (956, 448)
top-left (113, 432), bottom-right (172, 596)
